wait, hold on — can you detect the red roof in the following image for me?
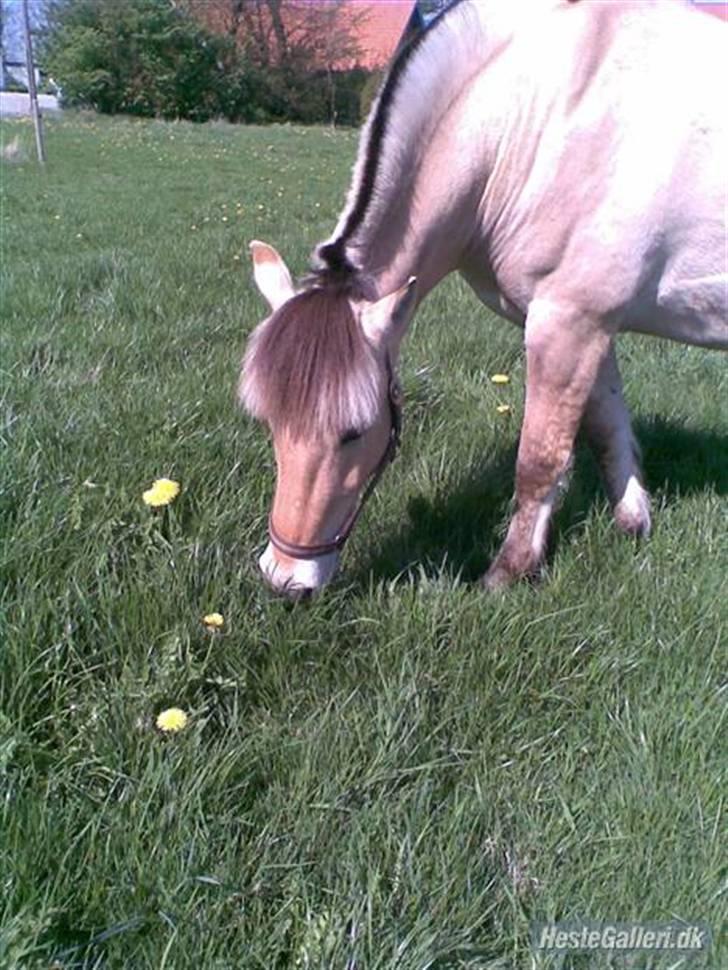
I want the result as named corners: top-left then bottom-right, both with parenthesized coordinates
top-left (693, 2), bottom-right (728, 20)
top-left (347, 1), bottom-right (416, 69)
top-left (192, 0), bottom-right (415, 71)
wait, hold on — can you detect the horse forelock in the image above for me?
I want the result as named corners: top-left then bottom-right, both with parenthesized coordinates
top-left (239, 286), bottom-right (382, 440)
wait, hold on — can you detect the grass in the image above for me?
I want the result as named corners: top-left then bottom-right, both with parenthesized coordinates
top-left (1, 113), bottom-right (725, 970)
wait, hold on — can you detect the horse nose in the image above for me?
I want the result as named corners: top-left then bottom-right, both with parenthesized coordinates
top-left (258, 545), bottom-right (316, 600)
top-left (258, 542), bottom-right (339, 596)
top-left (261, 568), bottom-right (314, 602)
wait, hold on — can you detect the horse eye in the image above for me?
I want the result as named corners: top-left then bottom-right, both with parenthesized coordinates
top-left (340, 428), bottom-right (363, 446)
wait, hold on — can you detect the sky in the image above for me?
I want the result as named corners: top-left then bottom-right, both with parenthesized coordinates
top-left (2, 0), bottom-right (49, 63)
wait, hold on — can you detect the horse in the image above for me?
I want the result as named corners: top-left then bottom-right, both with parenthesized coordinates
top-left (239, 0), bottom-right (727, 598)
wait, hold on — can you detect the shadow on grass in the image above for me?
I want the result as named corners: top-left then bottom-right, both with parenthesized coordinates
top-left (354, 416), bottom-right (728, 587)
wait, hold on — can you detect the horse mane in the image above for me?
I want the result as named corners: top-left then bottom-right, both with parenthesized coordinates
top-left (242, 0), bottom-right (490, 438)
top-left (239, 284), bottom-right (382, 439)
top-left (316, 0), bottom-right (471, 276)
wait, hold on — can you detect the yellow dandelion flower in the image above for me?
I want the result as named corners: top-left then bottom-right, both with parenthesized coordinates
top-left (202, 612), bottom-right (224, 629)
top-left (496, 404), bottom-right (511, 414)
top-left (156, 707), bottom-right (188, 732)
top-left (142, 478), bottom-right (180, 507)
top-left (491, 374), bottom-right (510, 384)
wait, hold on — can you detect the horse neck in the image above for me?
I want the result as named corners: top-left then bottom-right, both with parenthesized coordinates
top-left (337, 0), bottom-right (536, 301)
top-left (356, 133), bottom-right (483, 301)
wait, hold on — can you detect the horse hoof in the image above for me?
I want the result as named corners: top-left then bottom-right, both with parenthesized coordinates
top-left (614, 480), bottom-right (652, 537)
top-left (480, 563), bottom-right (516, 592)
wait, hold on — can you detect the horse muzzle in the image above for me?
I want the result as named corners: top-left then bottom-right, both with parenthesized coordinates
top-left (259, 541), bottom-right (340, 599)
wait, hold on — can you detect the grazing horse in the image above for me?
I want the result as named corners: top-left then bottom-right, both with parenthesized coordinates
top-left (240, 0), bottom-right (727, 597)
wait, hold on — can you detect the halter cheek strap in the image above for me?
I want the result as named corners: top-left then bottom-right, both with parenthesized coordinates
top-left (267, 356), bottom-right (402, 561)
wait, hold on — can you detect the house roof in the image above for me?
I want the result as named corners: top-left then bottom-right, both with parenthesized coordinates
top-left (192, 0), bottom-right (417, 71)
top-left (692, 1), bottom-right (728, 20)
top-left (346, 1), bottom-right (418, 69)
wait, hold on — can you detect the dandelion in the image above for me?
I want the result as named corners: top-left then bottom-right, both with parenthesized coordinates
top-left (222, 216), bottom-right (228, 223)
top-left (202, 612), bottom-right (224, 630)
top-left (491, 373), bottom-right (510, 384)
top-left (233, 254), bottom-right (241, 261)
top-left (496, 404), bottom-right (511, 414)
top-left (156, 707), bottom-right (188, 732)
top-left (191, 224), bottom-right (198, 231)
top-left (142, 478), bottom-right (180, 507)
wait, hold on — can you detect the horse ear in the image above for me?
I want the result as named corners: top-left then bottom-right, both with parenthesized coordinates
top-left (360, 277), bottom-right (418, 349)
top-left (250, 240), bottom-right (295, 311)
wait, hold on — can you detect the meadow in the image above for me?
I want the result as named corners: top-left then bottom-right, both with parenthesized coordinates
top-left (0, 113), bottom-right (725, 969)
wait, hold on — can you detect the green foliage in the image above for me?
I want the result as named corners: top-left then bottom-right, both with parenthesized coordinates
top-left (360, 69), bottom-right (385, 123)
top-left (41, 0), bottom-right (231, 120)
top-left (39, 0), bottom-right (373, 125)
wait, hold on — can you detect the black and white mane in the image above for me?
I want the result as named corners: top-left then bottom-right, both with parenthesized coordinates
top-left (314, 0), bottom-right (482, 288)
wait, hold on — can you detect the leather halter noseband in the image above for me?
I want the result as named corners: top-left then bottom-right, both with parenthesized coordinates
top-left (267, 356), bottom-right (402, 561)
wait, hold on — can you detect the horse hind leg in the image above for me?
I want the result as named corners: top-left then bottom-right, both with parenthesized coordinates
top-left (483, 301), bottom-right (614, 591)
top-left (581, 345), bottom-right (651, 537)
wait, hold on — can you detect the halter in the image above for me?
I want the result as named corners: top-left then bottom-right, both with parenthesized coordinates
top-left (267, 355), bottom-right (402, 561)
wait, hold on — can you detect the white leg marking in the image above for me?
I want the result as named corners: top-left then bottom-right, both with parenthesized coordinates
top-left (614, 474), bottom-right (652, 537)
top-left (530, 483), bottom-right (560, 559)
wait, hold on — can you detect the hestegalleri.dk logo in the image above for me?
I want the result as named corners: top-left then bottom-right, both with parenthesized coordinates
top-left (531, 921), bottom-right (712, 955)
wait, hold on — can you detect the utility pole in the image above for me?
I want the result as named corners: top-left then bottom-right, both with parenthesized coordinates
top-left (22, 0), bottom-right (46, 164)
top-left (1, 2), bottom-right (6, 92)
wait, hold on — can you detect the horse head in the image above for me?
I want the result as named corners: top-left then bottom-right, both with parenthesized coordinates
top-left (240, 241), bottom-right (417, 598)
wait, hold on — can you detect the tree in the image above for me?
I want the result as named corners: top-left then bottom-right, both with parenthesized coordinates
top-left (40, 0), bottom-right (229, 120)
top-left (38, 0), bottom-right (374, 125)
top-left (181, 0), bottom-right (364, 69)
top-left (180, 0), bottom-right (369, 124)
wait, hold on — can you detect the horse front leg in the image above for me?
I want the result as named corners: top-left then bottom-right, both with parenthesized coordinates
top-left (482, 302), bottom-right (612, 591)
top-left (582, 344), bottom-right (651, 537)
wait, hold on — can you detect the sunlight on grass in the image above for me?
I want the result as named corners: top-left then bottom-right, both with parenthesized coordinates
top-left (1, 113), bottom-right (725, 969)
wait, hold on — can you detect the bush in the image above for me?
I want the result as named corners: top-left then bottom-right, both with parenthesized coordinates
top-left (41, 0), bottom-right (231, 121)
top-left (39, 0), bottom-right (376, 126)
top-left (359, 70), bottom-right (385, 123)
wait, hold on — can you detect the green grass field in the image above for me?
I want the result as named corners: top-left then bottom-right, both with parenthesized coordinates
top-left (1, 114), bottom-right (725, 969)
